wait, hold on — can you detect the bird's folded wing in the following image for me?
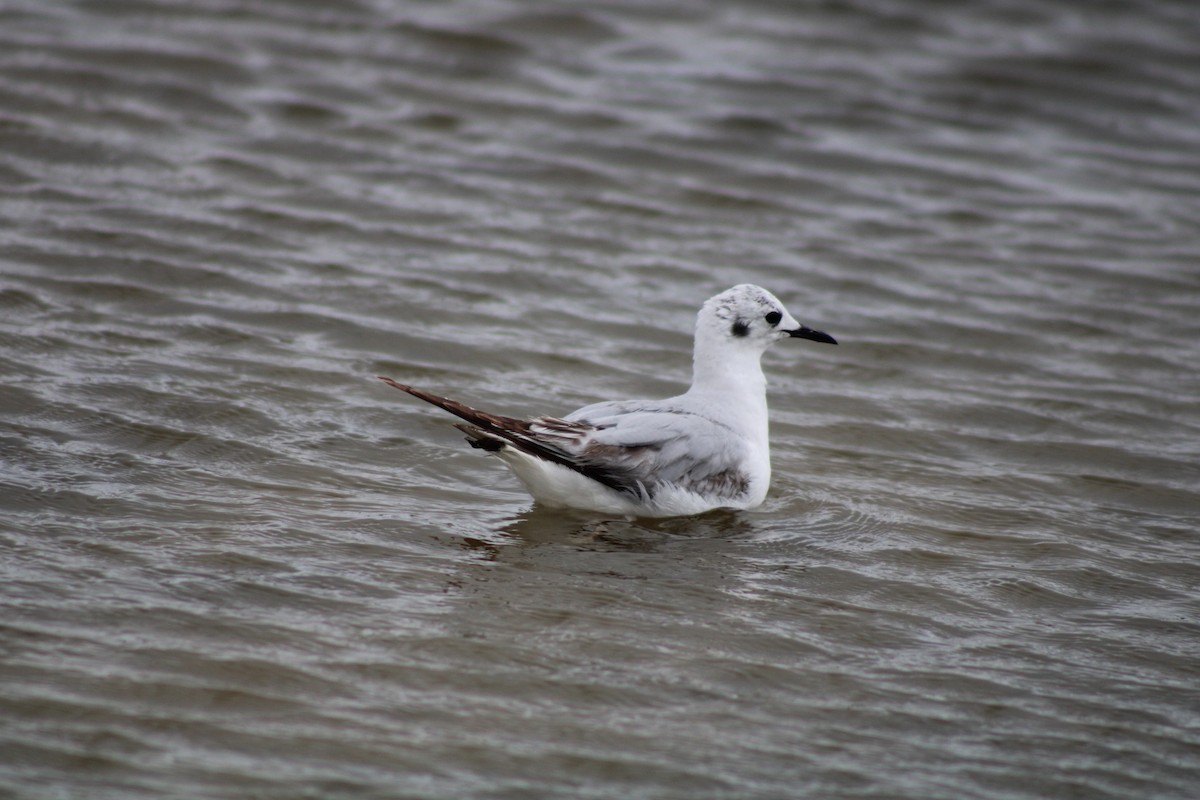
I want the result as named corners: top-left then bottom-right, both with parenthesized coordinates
top-left (378, 377), bottom-right (749, 503)
top-left (545, 409), bottom-right (750, 502)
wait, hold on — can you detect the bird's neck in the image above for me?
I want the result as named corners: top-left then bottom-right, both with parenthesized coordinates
top-left (686, 340), bottom-right (769, 435)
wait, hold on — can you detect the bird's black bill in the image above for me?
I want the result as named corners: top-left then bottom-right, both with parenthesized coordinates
top-left (789, 325), bottom-right (837, 345)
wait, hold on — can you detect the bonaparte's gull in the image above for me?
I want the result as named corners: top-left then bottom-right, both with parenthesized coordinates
top-left (379, 284), bottom-right (836, 517)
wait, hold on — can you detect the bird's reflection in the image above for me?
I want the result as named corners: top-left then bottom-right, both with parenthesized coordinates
top-left (455, 504), bottom-right (759, 560)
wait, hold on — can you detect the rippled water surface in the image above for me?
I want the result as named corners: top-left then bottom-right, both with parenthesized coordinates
top-left (3, 1), bottom-right (1200, 798)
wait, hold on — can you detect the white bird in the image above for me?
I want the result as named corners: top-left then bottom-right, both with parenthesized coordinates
top-left (379, 284), bottom-right (836, 518)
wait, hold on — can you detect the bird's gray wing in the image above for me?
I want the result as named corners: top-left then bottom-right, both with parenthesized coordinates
top-left (544, 405), bottom-right (751, 502)
top-left (378, 377), bottom-right (748, 503)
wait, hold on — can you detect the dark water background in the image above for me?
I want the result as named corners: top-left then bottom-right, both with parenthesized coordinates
top-left (2, 1), bottom-right (1199, 797)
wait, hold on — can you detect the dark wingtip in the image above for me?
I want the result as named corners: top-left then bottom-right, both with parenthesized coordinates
top-left (377, 375), bottom-right (415, 392)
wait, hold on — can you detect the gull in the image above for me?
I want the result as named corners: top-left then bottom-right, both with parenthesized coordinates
top-left (378, 284), bottom-right (836, 517)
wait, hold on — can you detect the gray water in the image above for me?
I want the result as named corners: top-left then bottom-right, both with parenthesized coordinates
top-left (2, 1), bottom-right (1200, 798)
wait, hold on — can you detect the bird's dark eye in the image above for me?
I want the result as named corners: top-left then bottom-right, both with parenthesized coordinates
top-left (764, 311), bottom-right (782, 326)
